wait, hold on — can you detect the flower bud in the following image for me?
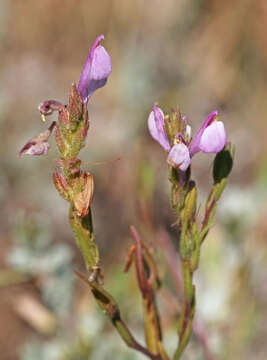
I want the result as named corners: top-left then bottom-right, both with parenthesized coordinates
top-left (183, 185), bottom-right (197, 221)
top-left (68, 83), bottom-right (83, 131)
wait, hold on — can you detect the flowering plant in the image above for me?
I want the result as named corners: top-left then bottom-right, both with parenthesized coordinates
top-left (148, 103), bottom-right (233, 358)
top-left (19, 35), bottom-right (234, 359)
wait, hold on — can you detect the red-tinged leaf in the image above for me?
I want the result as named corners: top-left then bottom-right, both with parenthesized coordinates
top-left (124, 245), bottom-right (136, 273)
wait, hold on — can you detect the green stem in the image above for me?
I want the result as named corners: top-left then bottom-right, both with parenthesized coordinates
top-left (75, 271), bottom-right (160, 360)
top-left (143, 295), bottom-right (170, 360)
top-left (143, 296), bottom-right (161, 354)
top-left (69, 205), bottom-right (99, 271)
top-left (70, 211), bottom-right (161, 359)
top-left (173, 260), bottom-right (195, 360)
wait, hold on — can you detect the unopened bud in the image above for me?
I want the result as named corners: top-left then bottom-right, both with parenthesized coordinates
top-left (184, 185), bottom-right (197, 221)
top-left (68, 83), bottom-right (83, 131)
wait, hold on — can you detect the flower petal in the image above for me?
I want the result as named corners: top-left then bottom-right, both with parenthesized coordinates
top-left (189, 110), bottom-right (218, 156)
top-left (148, 103), bottom-right (170, 152)
top-left (167, 143), bottom-right (191, 171)
top-left (24, 142), bottom-right (50, 156)
top-left (199, 120), bottom-right (226, 153)
top-left (78, 35), bottom-right (112, 103)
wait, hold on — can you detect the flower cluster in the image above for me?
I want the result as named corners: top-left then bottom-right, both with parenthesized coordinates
top-left (19, 35), bottom-right (112, 157)
top-left (148, 103), bottom-right (226, 171)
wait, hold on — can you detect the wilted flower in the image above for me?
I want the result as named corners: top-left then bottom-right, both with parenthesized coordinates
top-left (78, 35), bottom-right (112, 103)
top-left (38, 100), bottom-right (63, 121)
top-left (18, 122), bottom-right (56, 158)
top-left (148, 104), bottom-right (227, 171)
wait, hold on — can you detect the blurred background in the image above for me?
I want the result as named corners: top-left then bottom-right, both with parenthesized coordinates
top-left (1, 0), bottom-right (267, 359)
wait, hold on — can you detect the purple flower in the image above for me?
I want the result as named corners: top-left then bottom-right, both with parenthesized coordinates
top-left (147, 103), bottom-right (170, 152)
top-left (147, 103), bottom-right (190, 170)
top-left (189, 111), bottom-right (226, 156)
top-left (18, 122), bottom-right (56, 158)
top-left (147, 104), bottom-right (227, 172)
top-left (78, 35), bottom-right (112, 103)
top-left (167, 143), bottom-right (191, 171)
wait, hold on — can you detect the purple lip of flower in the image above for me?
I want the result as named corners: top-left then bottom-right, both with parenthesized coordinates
top-left (147, 103), bottom-right (171, 152)
top-left (189, 110), bottom-right (226, 156)
top-left (77, 35), bottom-right (112, 103)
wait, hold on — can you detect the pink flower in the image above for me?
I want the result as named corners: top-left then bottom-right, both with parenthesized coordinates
top-left (189, 111), bottom-right (226, 156)
top-left (148, 105), bottom-right (227, 172)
